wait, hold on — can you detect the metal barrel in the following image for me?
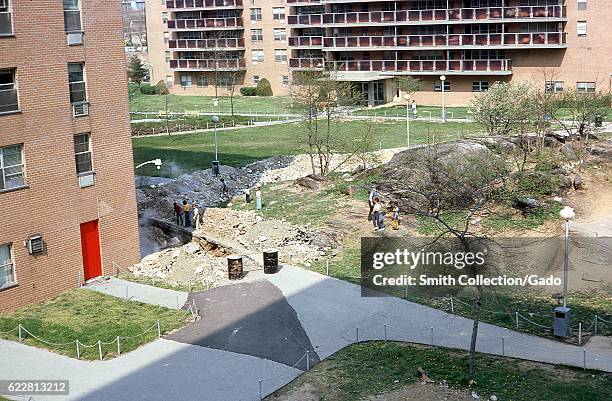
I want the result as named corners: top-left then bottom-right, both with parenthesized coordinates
top-left (227, 255), bottom-right (243, 280)
top-left (263, 249), bottom-right (279, 274)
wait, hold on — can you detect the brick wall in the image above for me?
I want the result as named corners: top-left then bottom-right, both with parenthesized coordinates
top-left (0, 0), bottom-right (141, 312)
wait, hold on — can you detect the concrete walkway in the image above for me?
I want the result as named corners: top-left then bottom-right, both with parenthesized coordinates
top-left (85, 277), bottom-right (189, 310)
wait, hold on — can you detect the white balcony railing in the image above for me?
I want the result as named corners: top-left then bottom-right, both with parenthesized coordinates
top-left (326, 59), bottom-right (512, 73)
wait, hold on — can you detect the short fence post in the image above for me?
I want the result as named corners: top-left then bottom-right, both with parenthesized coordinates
top-left (450, 295), bottom-right (454, 313)
top-left (125, 285), bottom-right (129, 300)
top-left (18, 324), bottom-right (22, 341)
top-left (583, 349), bottom-right (587, 370)
top-left (258, 380), bottom-right (262, 400)
top-left (76, 340), bottom-right (80, 359)
top-left (515, 312), bottom-right (519, 329)
top-left (326, 260), bottom-right (329, 276)
top-left (430, 327), bottom-right (434, 346)
top-left (98, 340), bottom-right (103, 361)
top-left (356, 327), bottom-right (359, 343)
top-left (578, 323), bottom-right (582, 345)
top-left (384, 324), bottom-right (387, 342)
top-left (594, 315), bottom-right (598, 334)
top-left (176, 295), bottom-right (180, 309)
top-left (501, 337), bottom-right (505, 356)
top-left (306, 350), bottom-right (310, 371)
top-left (157, 320), bottom-right (161, 338)
top-left (405, 286), bottom-right (408, 299)
top-left (117, 336), bottom-right (121, 355)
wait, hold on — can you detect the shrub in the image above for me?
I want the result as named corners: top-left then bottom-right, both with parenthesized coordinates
top-left (240, 87), bottom-right (258, 96)
top-left (139, 83), bottom-right (157, 95)
top-left (154, 80), bottom-right (169, 95)
top-left (256, 78), bottom-right (273, 96)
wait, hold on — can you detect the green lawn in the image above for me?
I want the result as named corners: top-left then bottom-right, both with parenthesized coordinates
top-left (130, 92), bottom-right (302, 115)
top-left (0, 289), bottom-right (190, 360)
top-left (133, 120), bottom-right (481, 177)
top-left (354, 105), bottom-right (472, 119)
top-left (267, 342), bottom-right (612, 401)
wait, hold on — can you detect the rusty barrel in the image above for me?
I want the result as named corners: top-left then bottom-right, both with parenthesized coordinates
top-left (227, 255), bottom-right (243, 280)
top-left (263, 249), bottom-right (279, 274)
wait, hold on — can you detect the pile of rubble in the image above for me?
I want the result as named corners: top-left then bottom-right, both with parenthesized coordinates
top-left (196, 208), bottom-right (330, 266)
top-left (128, 239), bottom-right (257, 289)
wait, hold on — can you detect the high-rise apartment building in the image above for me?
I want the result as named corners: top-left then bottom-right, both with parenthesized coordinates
top-left (0, 0), bottom-right (140, 312)
top-left (146, 1), bottom-right (610, 105)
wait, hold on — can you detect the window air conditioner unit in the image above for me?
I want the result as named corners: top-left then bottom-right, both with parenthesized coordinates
top-left (67, 32), bottom-right (84, 46)
top-left (78, 173), bottom-right (95, 188)
top-left (73, 102), bottom-right (89, 117)
top-left (28, 235), bottom-right (44, 255)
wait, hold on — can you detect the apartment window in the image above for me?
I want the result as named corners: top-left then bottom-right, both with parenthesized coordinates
top-left (162, 11), bottom-right (168, 23)
top-left (272, 7), bottom-right (285, 20)
top-left (180, 75), bottom-right (192, 87)
top-left (253, 75), bottom-right (260, 85)
top-left (274, 49), bottom-right (287, 63)
top-left (545, 81), bottom-right (564, 93)
top-left (63, 0), bottom-right (82, 33)
top-left (251, 49), bottom-right (264, 64)
top-left (434, 81), bottom-right (450, 92)
top-left (282, 75), bottom-right (289, 85)
top-left (250, 8), bottom-right (262, 21)
top-left (218, 76), bottom-right (235, 89)
top-left (164, 31), bottom-right (169, 44)
top-left (577, 21), bottom-right (587, 36)
top-left (273, 28), bottom-right (286, 41)
top-left (0, 69), bottom-right (18, 113)
top-left (0, 0), bottom-right (12, 36)
top-left (472, 81), bottom-right (488, 92)
top-left (0, 244), bottom-right (16, 289)
top-left (197, 76), bottom-right (208, 87)
top-left (577, 0), bottom-right (587, 10)
top-left (576, 82), bottom-right (595, 93)
top-left (68, 63), bottom-right (87, 105)
top-left (165, 50), bottom-right (171, 63)
top-left (251, 29), bottom-right (263, 42)
top-left (0, 144), bottom-right (25, 190)
top-left (74, 134), bottom-right (92, 175)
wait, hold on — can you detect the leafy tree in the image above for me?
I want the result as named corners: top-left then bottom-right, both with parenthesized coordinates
top-left (128, 55), bottom-right (148, 86)
top-left (396, 76), bottom-right (422, 97)
top-left (470, 82), bottom-right (532, 136)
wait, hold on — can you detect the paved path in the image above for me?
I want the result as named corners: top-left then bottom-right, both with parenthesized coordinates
top-left (85, 277), bottom-right (189, 310)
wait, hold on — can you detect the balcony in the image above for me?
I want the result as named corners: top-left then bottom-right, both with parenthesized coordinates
top-left (288, 58), bottom-right (325, 70)
top-left (288, 36), bottom-right (323, 47)
top-left (322, 32), bottom-right (567, 49)
top-left (166, 0), bottom-right (243, 10)
top-left (327, 59), bottom-right (512, 74)
top-left (287, 14), bottom-right (322, 25)
top-left (169, 38), bottom-right (245, 49)
top-left (169, 58), bottom-right (246, 70)
top-left (286, 0), bottom-right (321, 4)
top-left (315, 5), bottom-right (565, 26)
top-left (167, 17), bottom-right (243, 30)
top-left (0, 11), bottom-right (11, 36)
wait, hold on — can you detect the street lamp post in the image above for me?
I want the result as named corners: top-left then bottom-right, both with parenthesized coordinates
top-left (404, 94), bottom-right (411, 148)
top-left (211, 115), bottom-right (220, 175)
top-left (559, 206), bottom-right (575, 308)
top-left (440, 75), bottom-right (447, 122)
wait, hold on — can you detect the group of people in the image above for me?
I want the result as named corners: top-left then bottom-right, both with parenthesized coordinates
top-left (368, 188), bottom-right (401, 232)
top-left (173, 200), bottom-right (201, 229)
top-left (244, 185), bottom-right (263, 210)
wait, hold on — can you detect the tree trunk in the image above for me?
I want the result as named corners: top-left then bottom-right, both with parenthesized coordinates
top-left (468, 284), bottom-right (483, 382)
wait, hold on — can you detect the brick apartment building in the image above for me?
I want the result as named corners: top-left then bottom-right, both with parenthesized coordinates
top-left (0, 0), bottom-right (141, 312)
top-left (146, 0), bottom-right (610, 105)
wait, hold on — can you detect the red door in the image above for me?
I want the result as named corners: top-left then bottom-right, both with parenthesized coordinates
top-left (80, 220), bottom-right (102, 281)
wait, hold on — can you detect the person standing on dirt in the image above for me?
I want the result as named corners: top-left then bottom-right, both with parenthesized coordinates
top-left (183, 200), bottom-right (191, 227)
top-left (372, 197), bottom-right (385, 231)
top-left (221, 178), bottom-right (229, 198)
top-left (192, 203), bottom-right (201, 230)
top-left (368, 188), bottom-right (378, 221)
top-left (173, 202), bottom-right (183, 225)
top-left (245, 188), bottom-right (252, 204)
top-left (255, 185), bottom-right (262, 211)
top-left (391, 204), bottom-right (400, 230)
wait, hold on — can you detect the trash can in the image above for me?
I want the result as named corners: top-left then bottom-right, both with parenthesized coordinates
top-left (263, 249), bottom-right (279, 274)
top-left (227, 255), bottom-right (243, 280)
top-left (553, 306), bottom-right (571, 338)
top-left (212, 160), bottom-right (220, 176)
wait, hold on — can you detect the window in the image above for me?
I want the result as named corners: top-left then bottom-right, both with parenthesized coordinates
top-left (273, 28), bottom-right (286, 41)
top-left (577, 0), bottom-right (587, 10)
top-left (63, 0), bottom-right (81, 32)
top-left (282, 75), bottom-right (289, 85)
top-left (0, 0), bottom-right (12, 36)
top-left (218, 76), bottom-right (235, 89)
top-left (165, 50), bottom-right (171, 63)
top-left (250, 8), bottom-right (262, 21)
top-left (434, 80), bottom-right (450, 92)
top-left (253, 75), bottom-right (260, 85)
top-left (162, 11), bottom-right (168, 23)
top-left (472, 81), bottom-right (488, 92)
top-left (74, 134), bottom-right (92, 175)
top-left (274, 49), bottom-right (287, 63)
top-left (197, 76), bottom-right (208, 87)
top-left (0, 144), bottom-right (25, 190)
top-left (577, 21), bottom-right (587, 36)
top-left (251, 29), bottom-right (263, 41)
top-left (164, 31), bottom-right (169, 44)
top-left (545, 81), bottom-right (564, 93)
top-left (272, 7), bottom-right (285, 20)
top-left (68, 63), bottom-right (87, 105)
top-left (180, 74), bottom-right (192, 87)
top-left (251, 49), bottom-right (264, 63)
top-left (0, 243), bottom-right (16, 289)
top-left (0, 69), bottom-right (18, 113)
top-left (576, 82), bottom-right (595, 93)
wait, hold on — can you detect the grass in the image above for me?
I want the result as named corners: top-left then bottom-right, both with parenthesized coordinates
top-left (0, 289), bottom-right (190, 360)
top-left (267, 342), bottom-right (612, 401)
top-left (118, 273), bottom-right (209, 292)
top-left (131, 115), bottom-right (254, 136)
top-left (133, 120), bottom-right (481, 177)
top-left (353, 105), bottom-right (472, 119)
top-left (130, 92), bottom-right (302, 115)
